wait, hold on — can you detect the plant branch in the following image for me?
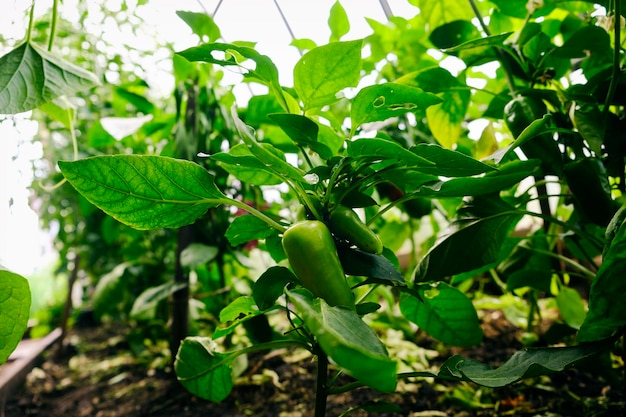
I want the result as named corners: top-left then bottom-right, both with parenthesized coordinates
top-left (26, 0), bottom-right (36, 42)
top-left (228, 199), bottom-right (287, 233)
top-left (468, 0), bottom-right (517, 93)
top-left (314, 349), bottom-right (329, 417)
top-left (603, 0), bottom-right (622, 120)
top-left (47, 0), bottom-right (59, 51)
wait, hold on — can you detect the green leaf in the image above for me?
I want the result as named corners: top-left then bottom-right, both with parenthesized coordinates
top-left (438, 340), bottom-right (612, 387)
top-left (92, 262), bottom-right (132, 319)
top-left (268, 113), bottom-right (332, 159)
top-left (328, 1), bottom-right (350, 42)
top-left (176, 11), bottom-right (221, 42)
top-left (572, 105), bottom-right (604, 156)
top-left (0, 270), bottom-right (31, 364)
top-left (288, 289), bottom-right (397, 392)
top-left (429, 20), bottom-right (480, 51)
top-left (578, 214), bottom-right (626, 341)
top-left (175, 337), bottom-right (233, 402)
top-left (211, 144), bottom-right (283, 186)
top-left (347, 138), bottom-right (435, 167)
top-left (38, 99), bottom-right (75, 129)
top-left (416, 196), bottom-right (522, 281)
top-left (410, 143), bottom-right (497, 177)
top-left (59, 155), bottom-right (228, 230)
top-left (225, 215), bottom-right (275, 247)
top-left (337, 247), bottom-right (406, 286)
top-left (426, 89), bottom-right (471, 149)
top-left (417, 0), bottom-right (474, 27)
top-left (400, 282), bottom-right (482, 347)
top-left (294, 40), bottom-right (362, 110)
top-left (556, 287), bottom-right (587, 330)
top-left (130, 282), bottom-right (187, 320)
top-left (443, 32), bottom-right (514, 53)
top-left (213, 296), bottom-right (263, 340)
top-left (180, 243), bottom-right (219, 270)
top-left (350, 83), bottom-right (442, 130)
top-left (253, 266), bottom-right (297, 310)
top-left (231, 109), bottom-right (307, 184)
top-left (176, 43), bottom-right (291, 111)
top-left (416, 160), bottom-right (540, 198)
top-left (0, 42), bottom-right (99, 114)
top-left (553, 25), bottom-right (611, 59)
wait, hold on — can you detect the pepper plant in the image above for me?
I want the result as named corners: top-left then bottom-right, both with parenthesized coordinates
top-left (3, 0), bottom-right (626, 415)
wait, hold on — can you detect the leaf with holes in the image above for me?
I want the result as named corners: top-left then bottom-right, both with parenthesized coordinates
top-left (351, 83), bottom-right (441, 130)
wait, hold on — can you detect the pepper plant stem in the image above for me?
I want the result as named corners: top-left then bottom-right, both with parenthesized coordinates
top-left (314, 349), bottom-right (329, 417)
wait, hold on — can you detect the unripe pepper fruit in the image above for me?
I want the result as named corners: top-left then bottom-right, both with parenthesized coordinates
top-left (282, 220), bottom-right (355, 309)
top-left (328, 205), bottom-right (383, 254)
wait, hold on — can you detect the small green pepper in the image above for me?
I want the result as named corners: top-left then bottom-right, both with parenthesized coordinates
top-left (282, 221), bottom-right (355, 308)
top-left (328, 205), bottom-right (383, 254)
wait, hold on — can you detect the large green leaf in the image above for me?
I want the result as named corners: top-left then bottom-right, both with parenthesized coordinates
top-left (294, 40), bottom-right (362, 111)
top-left (578, 213), bottom-right (626, 341)
top-left (415, 160), bottom-right (539, 198)
top-left (400, 282), bottom-right (482, 347)
top-left (0, 42), bottom-right (99, 114)
top-left (347, 138), bottom-right (435, 167)
top-left (0, 270), bottom-right (31, 364)
top-left (59, 155), bottom-right (228, 230)
top-left (288, 289), bottom-right (397, 392)
top-left (438, 339), bottom-right (612, 387)
top-left (350, 83), bottom-right (442, 130)
top-left (410, 143), bottom-right (497, 177)
top-left (211, 144), bottom-right (283, 186)
top-left (416, 196), bottom-right (522, 281)
top-left (175, 337), bottom-right (233, 402)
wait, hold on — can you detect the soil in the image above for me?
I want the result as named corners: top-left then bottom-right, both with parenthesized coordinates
top-left (4, 311), bottom-right (626, 417)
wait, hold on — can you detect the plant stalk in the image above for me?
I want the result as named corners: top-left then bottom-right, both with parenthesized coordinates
top-left (47, 0), bottom-right (59, 51)
top-left (314, 349), bottom-right (329, 417)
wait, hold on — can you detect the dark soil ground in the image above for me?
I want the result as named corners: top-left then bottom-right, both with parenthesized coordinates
top-left (4, 312), bottom-right (626, 417)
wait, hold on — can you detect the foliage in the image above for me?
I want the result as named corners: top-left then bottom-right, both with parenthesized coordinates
top-left (3, 0), bottom-right (626, 415)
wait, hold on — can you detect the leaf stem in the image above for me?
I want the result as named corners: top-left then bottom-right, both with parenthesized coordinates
top-left (47, 0), bottom-right (59, 51)
top-left (602, 0), bottom-right (621, 121)
top-left (26, 0), bottom-right (36, 42)
top-left (228, 199), bottom-right (287, 233)
top-left (468, 0), bottom-right (517, 93)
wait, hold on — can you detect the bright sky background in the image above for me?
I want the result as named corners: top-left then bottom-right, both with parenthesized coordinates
top-left (0, 0), bottom-right (421, 277)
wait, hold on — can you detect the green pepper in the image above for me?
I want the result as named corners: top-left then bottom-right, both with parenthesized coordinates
top-left (504, 95), bottom-right (562, 175)
top-left (282, 220), bottom-right (355, 308)
top-left (564, 157), bottom-right (616, 227)
top-left (328, 205), bottom-right (383, 254)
